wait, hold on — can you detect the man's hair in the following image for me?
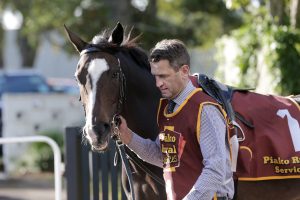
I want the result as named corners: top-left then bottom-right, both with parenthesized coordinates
top-left (149, 39), bottom-right (190, 71)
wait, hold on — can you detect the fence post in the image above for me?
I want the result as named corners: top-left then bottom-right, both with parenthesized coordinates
top-left (92, 152), bottom-right (100, 200)
top-left (65, 127), bottom-right (125, 200)
top-left (109, 144), bottom-right (119, 200)
top-left (65, 127), bottom-right (90, 200)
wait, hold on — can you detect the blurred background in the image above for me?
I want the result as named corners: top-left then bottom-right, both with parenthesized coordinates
top-left (0, 0), bottom-right (299, 199)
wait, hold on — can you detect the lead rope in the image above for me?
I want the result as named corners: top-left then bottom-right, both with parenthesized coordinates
top-left (111, 115), bottom-right (136, 200)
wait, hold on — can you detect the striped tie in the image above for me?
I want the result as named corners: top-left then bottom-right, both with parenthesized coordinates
top-left (167, 100), bottom-right (176, 114)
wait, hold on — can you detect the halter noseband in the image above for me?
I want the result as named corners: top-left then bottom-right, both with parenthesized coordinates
top-left (80, 46), bottom-right (126, 115)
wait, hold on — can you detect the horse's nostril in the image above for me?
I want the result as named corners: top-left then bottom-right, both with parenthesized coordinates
top-left (93, 123), bottom-right (110, 133)
top-left (104, 123), bottom-right (110, 130)
top-left (93, 125), bottom-right (104, 133)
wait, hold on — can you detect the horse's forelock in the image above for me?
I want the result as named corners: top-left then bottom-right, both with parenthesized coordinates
top-left (91, 27), bottom-right (140, 48)
top-left (91, 30), bottom-right (110, 46)
top-left (89, 29), bottom-right (150, 71)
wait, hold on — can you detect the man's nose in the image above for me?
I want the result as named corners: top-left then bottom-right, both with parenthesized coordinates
top-left (155, 77), bottom-right (163, 88)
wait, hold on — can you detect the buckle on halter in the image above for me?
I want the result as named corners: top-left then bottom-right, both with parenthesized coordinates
top-left (111, 114), bottom-right (122, 141)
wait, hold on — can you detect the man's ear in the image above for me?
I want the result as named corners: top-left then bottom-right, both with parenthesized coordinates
top-left (180, 64), bottom-right (190, 76)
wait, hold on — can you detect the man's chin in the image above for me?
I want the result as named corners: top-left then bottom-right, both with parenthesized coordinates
top-left (160, 91), bottom-right (170, 98)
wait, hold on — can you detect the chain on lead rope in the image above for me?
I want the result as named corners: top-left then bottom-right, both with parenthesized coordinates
top-left (111, 114), bottom-right (136, 200)
top-left (111, 114), bottom-right (122, 166)
top-left (111, 114), bottom-right (122, 141)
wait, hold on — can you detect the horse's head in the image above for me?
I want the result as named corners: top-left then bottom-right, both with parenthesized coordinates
top-left (65, 23), bottom-right (128, 152)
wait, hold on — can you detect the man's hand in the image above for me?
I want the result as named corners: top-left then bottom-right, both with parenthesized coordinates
top-left (118, 116), bottom-right (133, 145)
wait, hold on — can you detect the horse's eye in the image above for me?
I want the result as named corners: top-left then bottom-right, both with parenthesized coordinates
top-left (78, 95), bottom-right (81, 102)
top-left (112, 72), bottom-right (119, 78)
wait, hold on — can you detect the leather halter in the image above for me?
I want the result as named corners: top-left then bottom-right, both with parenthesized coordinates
top-left (80, 46), bottom-right (126, 115)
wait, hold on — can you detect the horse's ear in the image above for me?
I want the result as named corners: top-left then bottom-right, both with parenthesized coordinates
top-left (64, 24), bottom-right (87, 53)
top-left (109, 22), bottom-right (124, 45)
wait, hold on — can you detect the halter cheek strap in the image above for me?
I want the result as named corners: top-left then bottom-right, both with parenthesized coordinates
top-left (116, 57), bottom-right (126, 114)
top-left (80, 46), bottom-right (126, 115)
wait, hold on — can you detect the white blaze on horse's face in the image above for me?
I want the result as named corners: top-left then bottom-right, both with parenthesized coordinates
top-left (85, 58), bottom-right (109, 144)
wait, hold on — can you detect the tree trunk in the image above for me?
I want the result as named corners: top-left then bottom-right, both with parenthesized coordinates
top-left (145, 0), bottom-right (157, 17)
top-left (0, 28), bottom-right (4, 68)
top-left (268, 0), bottom-right (285, 25)
top-left (17, 31), bottom-right (36, 68)
top-left (290, 0), bottom-right (300, 28)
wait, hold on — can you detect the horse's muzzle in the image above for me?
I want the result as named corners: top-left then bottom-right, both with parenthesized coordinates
top-left (84, 122), bottom-right (111, 151)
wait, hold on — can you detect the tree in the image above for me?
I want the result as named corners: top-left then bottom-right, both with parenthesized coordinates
top-left (290, 0), bottom-right (300, 28)
top-left (216, 0), bottom-right (300, 95)
top-left (1, 0), bottom-right (83, 67)
top-left (0, 0), bottom-right (242, 68)
top-left (0, 2), bottom-right (6, 68)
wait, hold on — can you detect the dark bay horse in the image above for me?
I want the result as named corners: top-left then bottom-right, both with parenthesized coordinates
top-left (65, 23), bottom-right (300, 200)
top-left (64, 23), bottom-right (166, 200)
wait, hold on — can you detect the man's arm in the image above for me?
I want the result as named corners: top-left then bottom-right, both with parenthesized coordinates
top-left (127, 133), bottom-right (163, 167)
top-left (183, 105), bottom-right (230, 200)
top-left (118, 116), bottom-right (163, 167)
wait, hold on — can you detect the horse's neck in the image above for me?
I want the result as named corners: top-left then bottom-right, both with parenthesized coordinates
top-left (122, 71), bottom-right (161, 140)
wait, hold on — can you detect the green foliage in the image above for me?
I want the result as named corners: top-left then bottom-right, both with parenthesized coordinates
top-left (225, 0), bottom-right (252, 11)
top-left (229, 12), bottom-right (300, 95)
top-left (1, 0), bottom-right (243, 58)
top-left (273, 27), bottom-right (300, 95)
top-left (21, 130), bottom-right (64, 172)
top-left (157, 0), bottom-right (242, 47)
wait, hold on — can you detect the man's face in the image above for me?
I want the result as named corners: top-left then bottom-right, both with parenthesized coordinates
top-left (150, 59), bottom-right (188, 99)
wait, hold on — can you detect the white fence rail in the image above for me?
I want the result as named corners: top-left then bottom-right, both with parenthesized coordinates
top-left (0, 136), bottom-right (62, 200)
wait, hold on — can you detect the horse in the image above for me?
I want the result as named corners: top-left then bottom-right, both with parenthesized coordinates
top-left (64, 23), bottom-right (166, 200)
top-left (65, 22), bottom-right (300, 200)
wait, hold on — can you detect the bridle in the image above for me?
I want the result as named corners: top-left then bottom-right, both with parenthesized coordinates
top-left (80, 46), bottom-right (126, 115)
top-left (80, 45), bottom-right (137, 199)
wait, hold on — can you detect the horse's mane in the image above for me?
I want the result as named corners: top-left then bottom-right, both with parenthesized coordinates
top-left (91, 29), bottom-right (151, 71)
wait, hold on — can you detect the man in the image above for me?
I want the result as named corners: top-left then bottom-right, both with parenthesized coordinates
top-left (118, 39), bottom-right (234, 200)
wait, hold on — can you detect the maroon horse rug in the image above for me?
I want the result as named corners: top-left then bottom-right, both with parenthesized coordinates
top-left (232, 91), bottom-right (300, 181)
top-left (190, 75), bottom-right (300, 181)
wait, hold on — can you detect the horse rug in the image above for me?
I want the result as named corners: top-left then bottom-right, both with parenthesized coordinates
top-left (231, 91), bottom-right (300, 181)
